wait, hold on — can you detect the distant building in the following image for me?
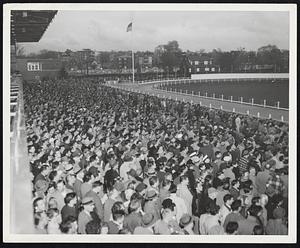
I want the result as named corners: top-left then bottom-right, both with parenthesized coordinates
top-left (187, 53), bottom-right (220, 74)
top-left (16, 58), bottom-right (62, 81)
top-left (137, 52), bottom-right (154, 71)
top-left (113, 54), bottom-right (132, 70)
top-left (153, 45), bottom-right (166, 67)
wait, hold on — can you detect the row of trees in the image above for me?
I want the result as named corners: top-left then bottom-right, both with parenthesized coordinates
top-left (16, 43), bottom-right (289, 74)
top-left (155, 42), bottom-right (288, 73)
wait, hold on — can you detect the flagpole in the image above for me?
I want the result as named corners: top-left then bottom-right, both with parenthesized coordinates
top-left (132, 41), bottom-right (134, 83)
top-left (131, 21), bottom-right (134, 84)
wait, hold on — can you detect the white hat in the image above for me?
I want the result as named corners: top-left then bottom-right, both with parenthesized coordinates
top-left (223, 156), bottom-right (231, 162)
top-left (190, 152), bottom-right (197, 158)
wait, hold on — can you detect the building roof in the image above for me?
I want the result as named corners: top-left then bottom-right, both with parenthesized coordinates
top-left (186, 53), bottom-right (212, 62)
top-left (11, 10), bottom-right (57, 44)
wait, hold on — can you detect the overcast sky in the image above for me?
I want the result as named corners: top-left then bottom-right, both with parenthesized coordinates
top-left (20, 10), bottom-right (289, 54)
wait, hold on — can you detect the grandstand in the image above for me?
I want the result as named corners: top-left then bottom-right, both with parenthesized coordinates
top-left (10, 10), bottom-right (58, 234)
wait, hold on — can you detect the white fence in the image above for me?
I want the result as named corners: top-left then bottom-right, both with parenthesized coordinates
top-left (151, 78), bottom-right (288, 111)
top-left (191, 73), bottom-right (289, 80)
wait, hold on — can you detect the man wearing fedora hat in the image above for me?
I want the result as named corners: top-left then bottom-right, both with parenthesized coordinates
top-left (179, 213), bottom-right (195, 235)
top-left (78, 196), bottom-right (95, 234)
top-left (144, 190), bottom-right (161, 222)
top-left (133, 213), bottom-right (156, 234)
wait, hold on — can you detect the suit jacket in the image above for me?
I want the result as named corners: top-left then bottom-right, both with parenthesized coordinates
top-left (78, 210), bottom-right (93, 234)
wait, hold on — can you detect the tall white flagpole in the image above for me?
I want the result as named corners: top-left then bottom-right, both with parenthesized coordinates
top-left (131, 20), bottom-right (134, 83)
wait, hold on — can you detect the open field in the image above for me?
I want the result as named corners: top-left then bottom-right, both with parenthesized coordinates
top-left (161, 79), bottom-right (289, 108)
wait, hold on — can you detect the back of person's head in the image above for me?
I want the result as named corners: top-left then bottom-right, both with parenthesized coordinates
top-left (128, 199), bottom-right (141, 214)
top-left (208, 202), bottom-right (220, 216)
top-left (48, 170), bottom-right (58, 181)
top-left (83, 172), bottom-right (93, 183)
top-left (169, 183), bottom-right (177, 194)
top-left (222, 179), bottom-right (230, 190)
top-left (253, 225), bottom-right (264, 235)
top-left (85, 220), bottom-right (101, 234)
top-left (89, 154), bottom-right (97, 163)
top-left (225, 221), bottom-right (239, 234)
top-left (247, 205), bottom-right (263, 217)
top-left (60, 216), bottom-right (77, 234)
top-left (64, 192), bottom-right (76, 204)
top-left (231, 200), bottom-right (242, 211)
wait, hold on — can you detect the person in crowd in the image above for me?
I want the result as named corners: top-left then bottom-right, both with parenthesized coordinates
top-left (85, 180), bottom-right (104, 222)
top-left (60, 216), bottom-right (78, 234)
top-left (237, 205), bottom-right (264, 235)
top-left (143, 190), bottom-right (161, 222)
top-left (107, 201), bottom-right (126, 234)
top-left (61, 192), bottom-right (78, 222)
top-left (219, 194), bottom-right (234, 226)
top-left (225, 221), bottom-right (239, 235)
top-left (179, 214), bottom-right (195, 235)
top-left (46, 208), bottom-right (62, 234)
top-left (85, 220), bottom-right (101, 234)
top-left (133, 213), bottom-right (156, 234)
top-left (252, 225), bottom-right (264, 235)
top-left (223, 199), bottom-right (245, 230)
top-left (34, 211), bottom-right (48, 234)
top-left (78, 197), bottom-right (95, 234)
top-left (265, 208), bottom-right (288, 235)
top-left (123, 199), bottom-right (143, 233)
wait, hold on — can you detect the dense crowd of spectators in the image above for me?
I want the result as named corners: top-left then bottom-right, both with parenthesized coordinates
top-left (24, 77), bottom-right (289, 235)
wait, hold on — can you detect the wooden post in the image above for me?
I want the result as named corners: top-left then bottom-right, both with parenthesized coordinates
top-left (231, 96), bottom-right (233, 102)
top-left (220, 105), bottom-right (223, 110)
top-left (233, 108), bottom-right (235, 112)
top-left (281, 116), bottom-right (284, 122)
top-left (246, 110), bottom-right (250, 115)
top-left (206, 92), bottom-right (208, 97)
top-left (241, 97), bottom-right (243, 103)
top-left (277, 101), bottom-right (280, 109)
top-left (200, 101), bottom-right (202, 106)
top-left (263, 99), bottom-right (266, 107)
top-left (251, 98), bottom-right (254, 105)
top-left (221, 94), bottom-right (224, 101)
top-left (268, 114), bottom-right (272, 119)
top-left (209, 103), bottom-right (212, 109)
top-left (257, 112), bottom-right (260, 118)
top-left (213, 93), bottom-right (215, 99)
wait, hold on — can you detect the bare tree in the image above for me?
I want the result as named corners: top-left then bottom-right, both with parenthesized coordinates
top-left (15, 44), bottom-right (25, 57)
